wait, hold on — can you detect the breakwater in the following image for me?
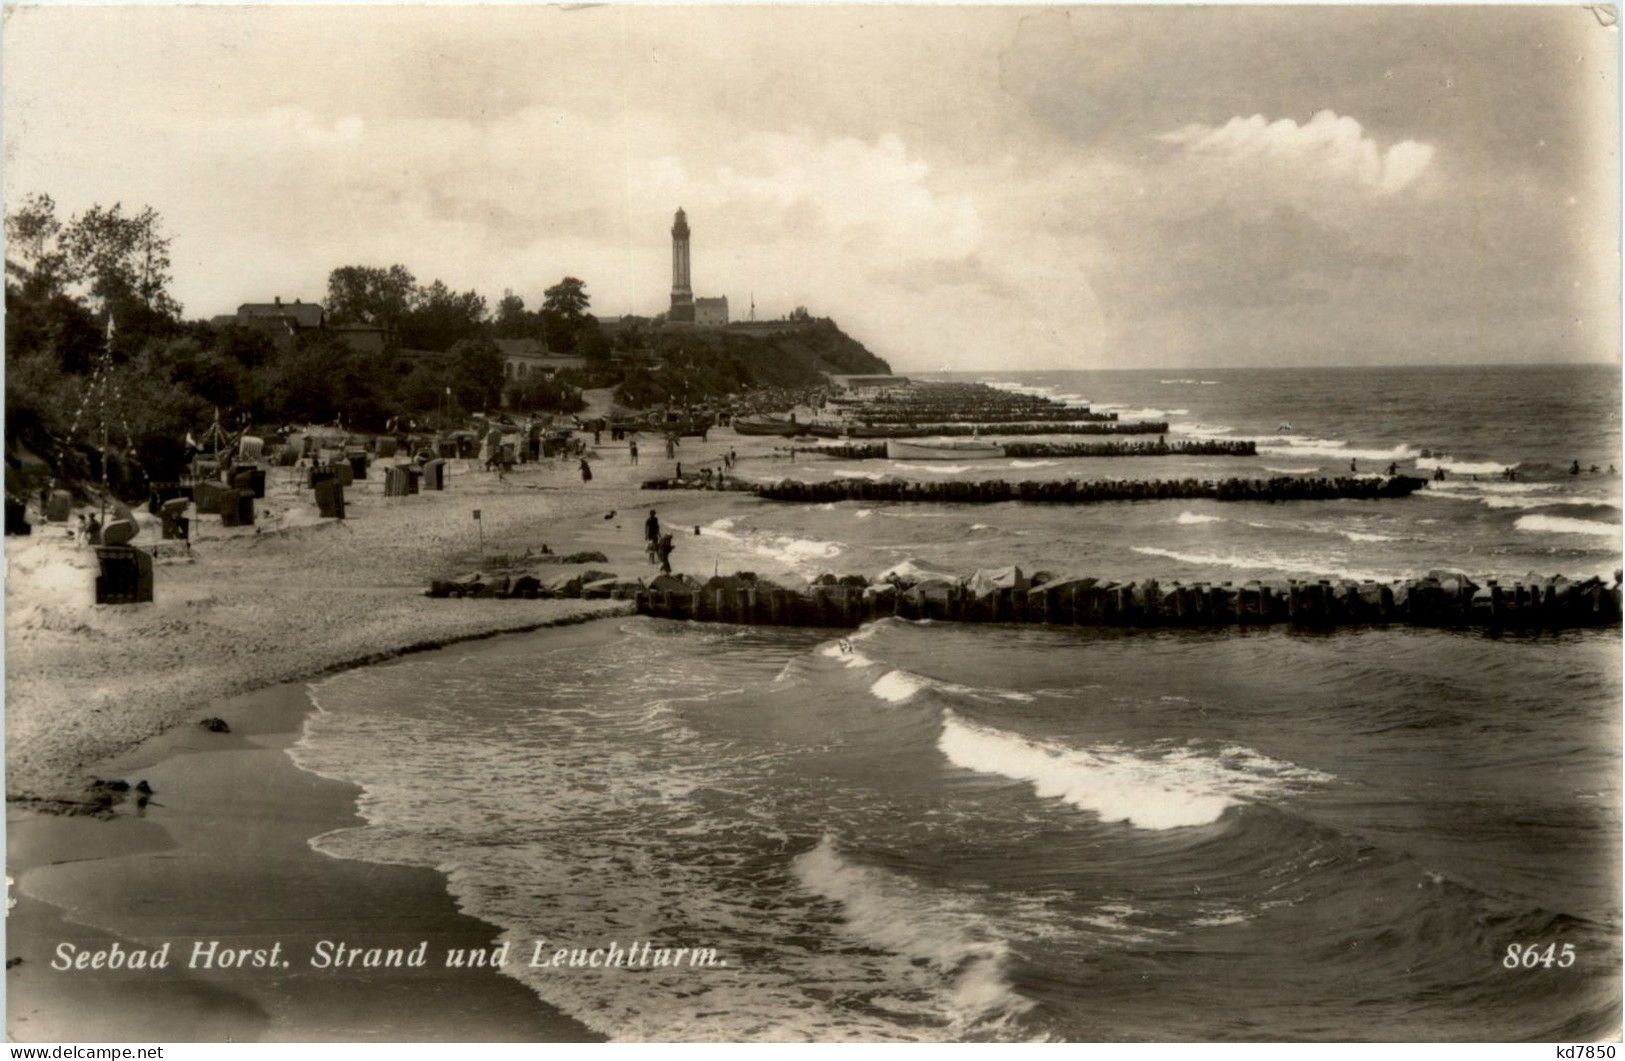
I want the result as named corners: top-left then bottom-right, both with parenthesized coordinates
top-left (631, 570), bottom-right (1621, 632)
top-left (747, 475), bottom-right (1427, 504)
top-left (810, 439), bottom-right (1259, 460)
top-left (844, 421), bottom-right (1167, 438)
top-left (851, 408), bottom-right (1118, 424)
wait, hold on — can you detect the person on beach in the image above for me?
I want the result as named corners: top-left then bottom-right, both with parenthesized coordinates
top-left (728, 448), bottom-right (737, 470)
top-left (1349, 458), bottom-right (1358, 473)
top-left (666, 436), bottom-right (677, 460)
top-left (579, 458), bottom-right (593, 483)
top-left (657, 532), bottom-right (675, 574)
top-left (1571, 460), bottom-right (1582, 476)
top-left (1387, 462), bottom-right (1398, 476)
top-left (630, 439), bottom-right (639, 464)
top-left (645, 509), bottom-right (660, 552)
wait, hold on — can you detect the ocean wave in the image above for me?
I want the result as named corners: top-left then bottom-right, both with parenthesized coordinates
top-left (1009, 459), bottom-right (1058, 469)
top-left (792, 835), bottom-right (1032, 1032)
top-left (835, 470), bottom-right (886, 481)
top-left (1340, 530), bottom-right (1398, 543)
top-left (1159, 378), bottom-right (1198, 385)
top-left (1514, 515), bottom-right (1622, 538)
top-left (866, 664), bottom-right (1034, 705)
top-left (1130, 545), bottom-right (1406, 584)
top-left (1095, 405), bottom-right (1189, 421)
top-left (1416, 457), bottom-right (1517, 476)
top-left (703, 518), bottom-right (843, 569)
top-left (914, 464), bottom-right (971, 474)
top-left (1175, 511), bottom-right (1224, 525)
top-left (1263, 465), bottom-right (1319, 474)
top-left (936, 711), bottom-right (1330, 830)
top-left (1259, 437), bottom-right (1419, 462)
top-left (1170, 422), bottom-right (1235, 439)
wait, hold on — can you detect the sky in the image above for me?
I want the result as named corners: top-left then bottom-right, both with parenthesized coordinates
top-left (3, 4), bottom-right (1619, 371)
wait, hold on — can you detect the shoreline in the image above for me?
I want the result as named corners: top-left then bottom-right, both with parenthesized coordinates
top-left (6, 425), bottom-right (801, 1040)
top-left (9, 661), bottom-right (608, 1041)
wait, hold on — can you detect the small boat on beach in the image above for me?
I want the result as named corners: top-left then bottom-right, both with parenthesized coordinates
top-left (885, 439), bottom-right (1006, 460)
top-left (733, 416), bottom-right (805, 437)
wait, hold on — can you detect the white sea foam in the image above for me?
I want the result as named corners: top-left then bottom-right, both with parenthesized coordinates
top-left (1263, 466), bottom-right (1319, 474)
top-left (1171, 422), bottom-right (1235, 439)
top-left (936, 711), bottom-right (1329, 830)
top-left (1160, 378), bottom-right (1199, 384)
top-left (1131, 545), bottom-right (1405, 584)
top-left (703, 518), bottom-right (842, 570)
top-left (1515, 515), bottom-right (1622, 538)
top-left (1175, 512), bottom-right (1224, 525)
top-left (1416, 457), bottom-right (1516, 477)
top-left (871, 670), bottom-right (931, 703)
top-left (792, 836), bottom-right (1032, 1031)
top-left (1340, 530), bottom-right (1398, 543)
top-left (1095, 405), bottom-right (1189, 421)
top-left (1483, 494), bottom-right (1616, 511)
top-left (1259, 437), bottom-right (1419, 463)
top-left (898, 464), bottom-right (970, 475)
top-left (835, 470), bottom-right (886, 481)
top-left (855, 509), bottom-right (874, 519)
top-left (1009, 459), bottom-right (1058, 469)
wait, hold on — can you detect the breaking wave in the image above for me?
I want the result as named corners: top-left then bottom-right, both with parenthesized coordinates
top-left (936, 711), bottom-right (1330, 830)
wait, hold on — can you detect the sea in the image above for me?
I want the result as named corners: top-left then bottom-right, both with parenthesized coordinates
top-left (290, 364), bottom-right (1622, 1041)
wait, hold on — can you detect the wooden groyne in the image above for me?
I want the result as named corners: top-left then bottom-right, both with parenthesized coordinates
top-left (851, 408), bottom-right (1119, 424)
top-left (750, 475), bottom-right (1427, 504)
top-left (843, 421), bottom-right (1168, 438)
top-left (810, 439), bottom-right (1259, 461)
top-left (632, 571), bottom-right (1622, 632)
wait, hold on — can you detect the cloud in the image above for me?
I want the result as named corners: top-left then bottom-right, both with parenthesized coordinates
top-left (1157, 110), bottom-right (1436, 198)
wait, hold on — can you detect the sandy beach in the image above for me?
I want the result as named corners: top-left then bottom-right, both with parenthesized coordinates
top-left (6, 420), bottom-right (807, 1041)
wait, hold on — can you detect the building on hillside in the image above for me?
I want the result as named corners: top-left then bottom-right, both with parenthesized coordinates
top-left (210, 297), bottom-right (389, 355)
top-left (213, 297), bottom-right (325, 352)
top-left (475, 338), bottom-right (590, 381)
top-left (694, 296), bottom-right (729, 327)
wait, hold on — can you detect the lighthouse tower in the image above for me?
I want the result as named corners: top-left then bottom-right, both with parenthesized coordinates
top-left (669, 208), bottom-right (694, 322)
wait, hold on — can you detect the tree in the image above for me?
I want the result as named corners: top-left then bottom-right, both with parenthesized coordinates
top-left (494, 291), bottom-right (532, 339)
top-left (4, 193), bottom-right (69, 302)
top-left (325, 264), bottom-right (417, 333)
top-left (446, 336), bottom-right (504, 412)
top-left (59, 202), bottom-right (181, 318)
top-left (542, 276), bottom-right (590, 320)
top-left (577, 319), bottom-right (612, 363)
top-left (539, 276), bottom-right (591, 353)
top-left (400, 280), bottom-right (487, 351)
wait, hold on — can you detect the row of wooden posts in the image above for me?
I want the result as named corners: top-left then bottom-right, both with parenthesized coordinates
top-left (635, 575), bottom-right (1623, 631)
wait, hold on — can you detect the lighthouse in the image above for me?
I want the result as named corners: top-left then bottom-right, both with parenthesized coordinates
top-left (670, 208), bottom-right (694, 322)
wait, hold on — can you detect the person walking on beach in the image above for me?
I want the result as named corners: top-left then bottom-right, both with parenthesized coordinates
top-left (645, 509), bottom-right (661, 556)
top-left (630, 439), bottom-right (639, 465)
top-left (579, 458), bottom-right (593, 483)
top-left (666, 436), bottom-right (677, 460)
top-left (657, 532), bottom-right (675, 575)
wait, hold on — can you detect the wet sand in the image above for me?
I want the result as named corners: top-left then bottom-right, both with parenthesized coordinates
top-left (6, 420), bottom-right (806, 1041)
top-left (9, 680), bottom-right (601, 1041)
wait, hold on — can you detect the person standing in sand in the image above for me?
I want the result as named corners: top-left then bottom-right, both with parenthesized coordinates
top-left (579, 458), bottom-right (593, 483)
top-left (645, 509), bottom-right (660, 555)
top-left (657, 532), bottom-right (675, 575)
